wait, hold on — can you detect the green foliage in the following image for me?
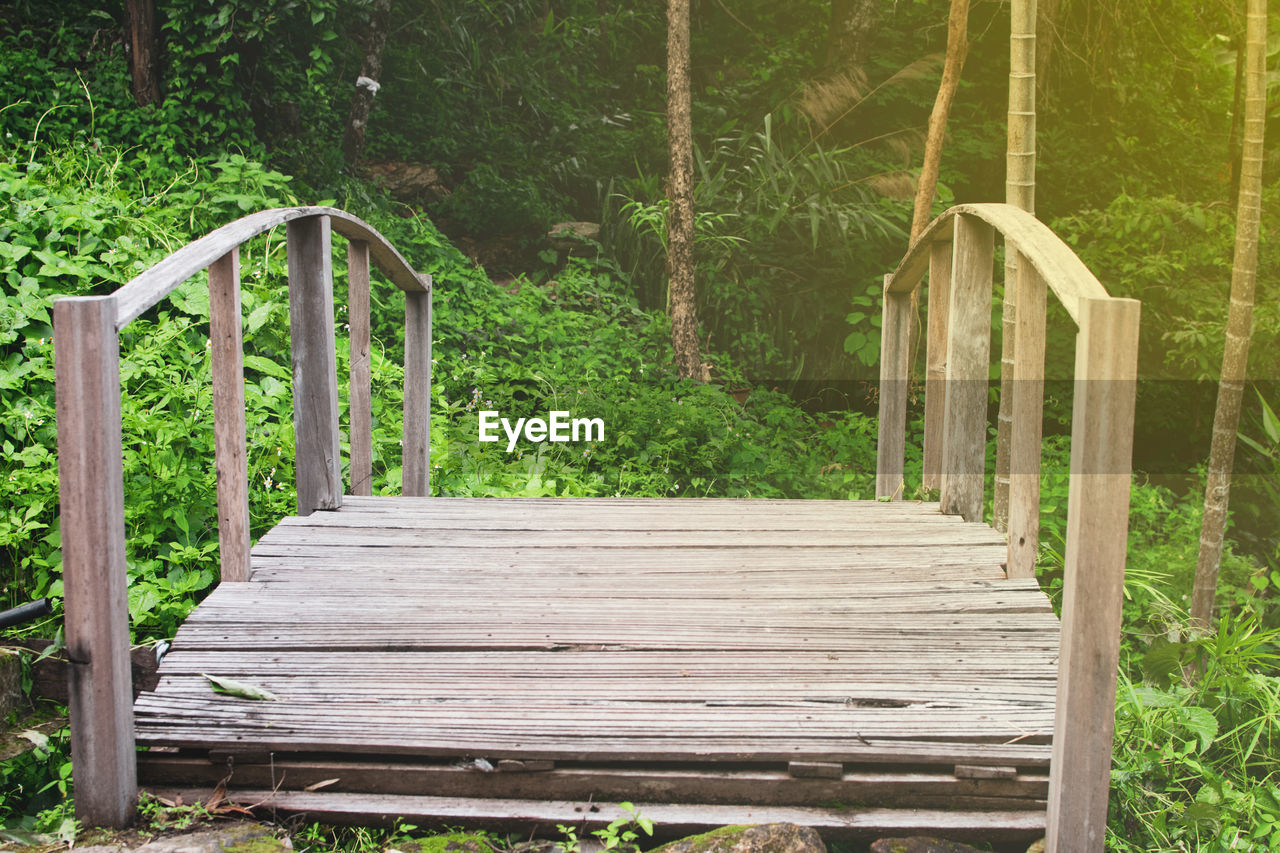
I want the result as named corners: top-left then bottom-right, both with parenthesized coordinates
top-left (556, 802), bottom-right (653, 853)
top-left (607, 111), bottom-right (915, 384)
top-left (0, 723), bottom-right (73, 831)
top-left (1109, 617), bottom-right (1280, 851)
top-left (1052, 194), bottom-right (1280, 383)
top-left (0, 139), bottom-right (308, 628)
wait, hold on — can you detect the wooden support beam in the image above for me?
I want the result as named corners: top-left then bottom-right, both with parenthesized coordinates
top-left (287, 216), bottom-right (343, 515)
top-left (955, 764), bottom-right (1017, 780)
top-left (348, 240), bottom-right (373, 497)
top-left (1046, 296), bottom-right (1140, 852)
top-left (876, 275), bottom-right (910, 500)
top-left (53, 295), bottom-right (137, 827)
top-left (402, 279), bottom-right (433, 497)
top-left (496, 759), bottom-right (555, 773)
top-left (789, 761), bottom-right (844, 779)
top-left (1007, 255), bottom-right (1046, 579)
top-left (922, 240), bottom-right (953, 492)
top-left (939, 215), bottom-right (994, 522)
top-left (208, 249), bottom-right (251, 582)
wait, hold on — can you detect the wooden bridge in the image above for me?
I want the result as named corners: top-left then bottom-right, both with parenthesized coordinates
top-left (53, 205), bottom-right (1138, 851)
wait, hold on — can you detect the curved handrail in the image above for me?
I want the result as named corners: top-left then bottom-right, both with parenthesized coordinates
top-left (885, 202), bottom-right (1108, 323)
top-left (112, 206), bottom-right (428, 331)
top-left (55, 205), bottom-right (436, 826)
top-left (875, 202), bottom-right (1140, 848)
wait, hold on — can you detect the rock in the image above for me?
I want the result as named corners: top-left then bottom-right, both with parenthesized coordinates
top-left (652, 823), bottom-right (825, 853)
top-left (73, 822), bottom-right (286, 853)
top-left (363, 161), bottom-right (452, 203)
top-left (547, 221), bottom-right (601, 251)
top-left (868, 838), bottom-right (987, 853)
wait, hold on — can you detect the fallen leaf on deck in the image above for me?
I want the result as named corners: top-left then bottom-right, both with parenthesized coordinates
top-left (203, 674), bottom-right (281, 701)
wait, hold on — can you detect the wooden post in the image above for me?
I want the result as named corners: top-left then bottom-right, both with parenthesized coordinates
top-left (287, 216), bottom-right (343, 515)
top-left (922, 240), bottom-right (953, 493)
top-left (53, 296), bottom-right (137, 827)
top-left (993, 261), bottom-right (1015, 533)
top-left (1006, 255), bottom-right (1046, 579)
top-left (402, 276), bottom-right (433, 497)
top-left (876, 275), bottom-right (911, 499)
top-left (208, 249), bottom-right (250, 582)
top-left (1046, 296), bottom-right (1140, 853)
top-left (348, 240), bottom-right (373, 497)
top-left (939, 214), bottom-right (994, 522)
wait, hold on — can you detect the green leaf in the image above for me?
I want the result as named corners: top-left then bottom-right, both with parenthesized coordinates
top-left (245, 303), bottom-right (274, 335)
top-left (1258, 388), bottom-right (1280, 443)
top-left (1182, 706), bottom-right (1218, 753)
top-left (244, 355), bottom-right (290, 379)
top-left (203, 674), bottom-right (281, 701)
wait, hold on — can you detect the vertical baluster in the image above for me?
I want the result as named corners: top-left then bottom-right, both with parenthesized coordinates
top-left (1007, 255), bottom-right (1046, 578)
top-left (939, 215), bottom-right (994, 522)
top-left (876, 275), bottom-right (910, 500)
top-left (209, 249), bottom-right (250, 581)
top-left (993, 255), bottom-right (1016, 532)
top-left (287, 216), bottom-right (342, 515)
top-left (348, 240), bottom-right (373, 496)
top-left (54, 295), bottom-right (136, 827)
top-left (1047, 296), bottom-right (1140, 850)
top-left (402, 275), bottom-right (433, 497)
top-left (922, 239), bottom-right (953, 492)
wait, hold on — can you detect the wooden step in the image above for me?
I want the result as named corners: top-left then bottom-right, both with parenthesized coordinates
top-left (141, 788), bottom-right (1048, 843)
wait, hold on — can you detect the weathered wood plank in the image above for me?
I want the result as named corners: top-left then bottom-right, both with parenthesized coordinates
top-left (1007, 258), bottom-right (1047, 579)
top-left (137, 757), bottom-right (1048, 807)
top-left (403, 286), bottom-right (432, 496)
top-left (922, 239), bottom-right (953, 492)
top-left (287, 216), bottom-right (342, 515)
top-left (955, 764), bottom-right (1019, 780)
top-left (255, 525), bottom-right (1004, 548)
top-left (939, 214), bottom-right (994, 522)
top-left (1047, 297), bottom-right (1140, 849)
top-left (208, 249), bottom-right (251, 582)
top-left (789, 761), bottom-right (843, 779)
top-left (53, 295), bottom-right (136, 828)
top-left (347, 239), bottom-right (373, 497)
top-left (876, 275), bottom-right (910, 499)
top-left (138, 790), bottom-right (1048, 842)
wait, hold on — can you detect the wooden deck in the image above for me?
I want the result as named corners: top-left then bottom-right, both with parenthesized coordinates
top-left (136, 495), bottom-right (1056, 841)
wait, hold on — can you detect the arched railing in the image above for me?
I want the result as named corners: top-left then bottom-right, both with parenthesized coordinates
top-left (54, 207), bottom-right (433, 826)
top-left (875, 203), bottom-right (1139, 850)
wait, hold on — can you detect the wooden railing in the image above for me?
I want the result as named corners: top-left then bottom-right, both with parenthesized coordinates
top-left (875, 203), bottom-right (1140, 851)
top-left (53, 207), bottom-right (433, 826)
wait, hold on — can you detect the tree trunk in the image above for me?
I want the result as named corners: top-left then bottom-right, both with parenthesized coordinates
top-left (907, 0), bottom-right (970, 383)
top-left (1191, 0), bottom-right (1267, 630)
top-left (123, 0), bottom-right (161, 106)
top-left (909, 0), bottom-right (970, 243)
top-left (342, 0), bottom-right (393, 168)
top-left (826, 0), bottom-right (879, 71)
top-left (994, 0), bottom-right (1037, 532)
top-left (666, 0), bottom-right (704, 381)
